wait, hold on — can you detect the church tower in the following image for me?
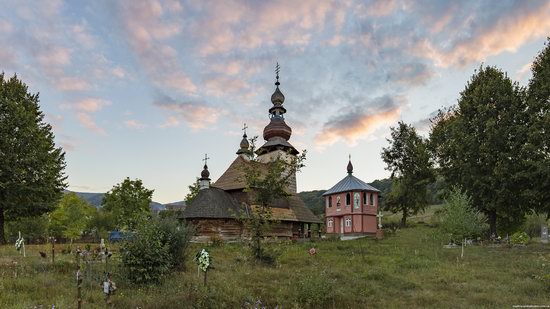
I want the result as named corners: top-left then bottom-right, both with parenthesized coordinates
top-left (256, 63), bottom-right (299, 193)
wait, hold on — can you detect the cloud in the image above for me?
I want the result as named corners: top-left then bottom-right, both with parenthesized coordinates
top-left (160, 116), bottom-right (181, 128)
top-left (124, 119), bottom-right (146, 129)
top-left (72, 98), bottom-right (111, 113)
top-left (153, 94), bottom-right (220, 130)
top-left (56, 77), bottom-right (91, 91)
top-left (76, 112), bottom-right (106, 135)
top-left (315, 95), bottom-right (405, 146)
top-left (387, 62), bottom-right (434, 86)
top-left (516, 61), bottom-right (533, 81)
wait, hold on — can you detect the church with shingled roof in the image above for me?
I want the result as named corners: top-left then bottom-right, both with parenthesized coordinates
top-left (180, 65), bottom-right (322, 242)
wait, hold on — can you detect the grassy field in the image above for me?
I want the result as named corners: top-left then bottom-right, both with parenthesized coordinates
top-left (1, 224), bottom-right (550, 308)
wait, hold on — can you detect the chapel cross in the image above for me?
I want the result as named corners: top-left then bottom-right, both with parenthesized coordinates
top-left (202, 154), bottom-right (210, 166)
top-left (377, 212), bottom-right (384, 229)
top-left (242, 123), bottom-right (248, 135)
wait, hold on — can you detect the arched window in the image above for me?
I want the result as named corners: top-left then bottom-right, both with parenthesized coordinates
top-left (370, 193), bottom-right (374, 206)
top-left (354, 193), bottom-right (360, 209)
top-left (363, 192), bottom-right (367, 205)
top-left (346, 193), bottom-right (351, 206)
top-left (327, 218), bottom-right (333, 227)
top-left (328, 196), bottom-right (332, 208)
top-left (345, 217), bottom-right (352, 227)
top-left (336, 196), bottom-right (341, 207)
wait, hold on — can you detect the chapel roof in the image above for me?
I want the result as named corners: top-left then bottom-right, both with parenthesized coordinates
top-left (180, 187), bottom-right (243, 219)
top-left (323, 158), bottom-right (380, 196)
top-left (212, 156), bottom-right (268, 191)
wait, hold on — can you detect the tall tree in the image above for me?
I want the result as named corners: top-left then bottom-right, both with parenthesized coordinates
top-left (381, 121), bottom-right (434, 227)
top-left (525, 38), bottom-right (550, 216)
top-left (48, 192), bottom-right (95, 241)
top-left (430, 66), bottom-right (527, 235)
top-left (0, 74), bottom-right (66, 244)
top-left (184, 178), bottom-right (200, 205)
top-left (102, 178), bottom-right (153, 230)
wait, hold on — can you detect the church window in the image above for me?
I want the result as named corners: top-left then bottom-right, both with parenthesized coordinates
top-left (336, 196), bottom-right (341, 207)
top-left (327, 218), bottom-right (333, 227)
top-left (327, 196), bottom-right (332, 208)
top-left (354, 193), bottom-right (360, 209)
top-left (371, 193), bottom-right (374, 206)
top-left (363, 192), bottom-right (367, 205)
top-left (346, 193), bottom-right (351, 206)
top-left (345, 217), bottom-right (352, 227)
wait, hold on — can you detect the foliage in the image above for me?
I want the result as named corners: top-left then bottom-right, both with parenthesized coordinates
top-left (0, 73), bottom-right (67, 244)
top-left (296, 271), bottom-right (334, 308)
top-left (102, 177), bottom-right (153, 231)
top-left (438, 187), bottom-right (487, 243)
top-left (184, 178), bottom-right (200, 205)
top-left (297, 190), bottom-right (325, 215)
top-left (5, 215), bottom-right (48, 243)
top-left (382, 121), bottom-right (434, 226)
top-left (525, 37), bottom-right (550, 215)
top-left (510, 231), bottom-right (529, 245)
top-left (209, 234), bottom-right (224, 247)
top-left (120, 220), bottom-right (172, 284)
top-left (48, 192), bottom-right (95, 240)
top-left (157, 217), bottom-right (193, 270)
top-left (240, 136), bottom-right (307, 263)
top-left (430, 65), bottom-right (528, 235)
top-left (86, 209), bottom-right (116, 240)
top-left (523, 211), bottom-right (548, 238)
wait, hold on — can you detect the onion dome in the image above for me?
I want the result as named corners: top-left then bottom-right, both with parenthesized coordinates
top-left (200, 164), bottom-right (210, 180)
top-left (271, 86), bottom-right (285, 105)
top-left (347, 160), bottom-right (353, 174)
top-left (263, 118), bottom-right (292, 141)
top-left (236, 132), bottom-right (250, 155)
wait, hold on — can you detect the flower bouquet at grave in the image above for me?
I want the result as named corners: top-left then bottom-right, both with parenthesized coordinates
top-left (195, 249), bottom-right (211, 272)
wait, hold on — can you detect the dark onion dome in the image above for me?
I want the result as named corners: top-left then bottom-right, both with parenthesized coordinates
top-left (347, 160), bottom-right (353, 174)
top-left (271, 86), bottom-right (285, 105)
top-left (236, 133), bottom-right (250, 155)
top-left (263, 117), bottom-right (292, 141)
top-left (200, 164), bottom-right (210, 179)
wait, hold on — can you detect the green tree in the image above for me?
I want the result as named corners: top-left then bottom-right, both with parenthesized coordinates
top-left (430, 66), bottom-right (527, 235)
top-left (382, 121), bottom-right (434, 227)
top-left (184, 178), bottom-right (200, 205)
top-left (439, 187), bottom-right (487, 244)
top-left (241, 137), bottom-right (307, 262)
top-left (48, 192), bottom-right (95, 241)
top-left (0, 73), bottom-right (66, 244)
top-left (102, 178), bottom-right (153, 231)
top-left (525, 38), bottom-right (550, 216)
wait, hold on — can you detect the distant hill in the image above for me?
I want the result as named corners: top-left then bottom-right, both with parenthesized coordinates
top-left (64, 190), bottom-right (166, 212)
top-left (165, 200), bottom-right (186, 211)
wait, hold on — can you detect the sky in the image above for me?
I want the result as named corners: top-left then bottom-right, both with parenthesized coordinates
top-left (0, 0), bottom-right (549, 203)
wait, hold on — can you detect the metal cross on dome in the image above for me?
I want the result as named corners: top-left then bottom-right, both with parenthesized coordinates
top-left (202, 153), bottom-right (210, 166)
top-left (242, 123), bottom-right (248, 135)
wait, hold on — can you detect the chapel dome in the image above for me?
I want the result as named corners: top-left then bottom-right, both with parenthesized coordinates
top-left (271, 87), bottom-right (285, 105)
top-left (263, 118), bottom-right (292, 141)
top-left (200, 165), bottom-right (210, 179)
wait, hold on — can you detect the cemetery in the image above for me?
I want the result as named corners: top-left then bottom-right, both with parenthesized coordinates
top-left (1, 2), bottom-right (550, 308)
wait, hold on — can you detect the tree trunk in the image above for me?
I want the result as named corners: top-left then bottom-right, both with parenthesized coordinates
top-left (0, 206), bottom-right (5, 245)
top-left (400, 210), bottom-right (408, 228)
top-left (488, 209), bottom-right (497, 238)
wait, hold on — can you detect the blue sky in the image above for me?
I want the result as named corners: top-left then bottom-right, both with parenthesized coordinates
top-left (0, 0), bottom-right (548, 203)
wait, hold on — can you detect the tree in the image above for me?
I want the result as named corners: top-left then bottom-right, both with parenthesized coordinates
top-left (0, 73), bottom-right (66, 244)
top-left (102, 178), bottom-right (153, 231)
top-left (48, 192), bottom-right (95, 241)
top-left (429, 66), bottom-right (527, 235)
top-left (241, 137), bottom-right (306, 262)
top-left (381, 121), bottom-right (434, 227)
top-left (184, 178), bottom-right (200, 205)
top-left (439, 187), bottom-right (487, 244)
top-left (525, 38), bottom-right (550, 216)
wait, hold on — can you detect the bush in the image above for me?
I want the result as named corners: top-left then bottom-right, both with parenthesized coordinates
top-left (510, 232), bottom-right (529, 245)
top-left (439, 187), bottom-right (487, 244)
top-left (157, 217), bottom-right (193, 270)
top-left (6, 215), bottom-right (48, 243)
top-left (209, 234), bottom-right (224, 247)
top-left (296, 271), bottom-right (334, 308)
top-left (120, 220), bottom-right (172, 284)
top-left (523, 211), bottom-right (548, 238)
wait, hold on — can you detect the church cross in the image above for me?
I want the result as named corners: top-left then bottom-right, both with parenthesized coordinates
top-left (202, 153), bottom-right (210, 166)
top-left (242, 123), bottom-right (248, 135)
top-left (377, 212), bottom-right (384, 229)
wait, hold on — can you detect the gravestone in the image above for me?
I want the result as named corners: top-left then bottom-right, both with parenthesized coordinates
top-left (541, 225), bottom-right (548, 244)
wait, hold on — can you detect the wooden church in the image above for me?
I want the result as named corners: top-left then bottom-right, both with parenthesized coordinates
top-left (180, 67), bottom-right (321, 242)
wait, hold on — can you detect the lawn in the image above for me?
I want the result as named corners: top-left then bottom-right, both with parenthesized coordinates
top-left (1, 225), bottom-right (549, 308)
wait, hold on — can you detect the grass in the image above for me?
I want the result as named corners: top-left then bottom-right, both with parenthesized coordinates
top-left (1, 225), bottom-right (550, 308)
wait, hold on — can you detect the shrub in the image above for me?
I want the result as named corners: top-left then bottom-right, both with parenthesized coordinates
top-left (120, 220), bottom-right (171, 284)
top-left (6, 215), bottom-right (48, 243)
top-left (209, 234), bottom-right (224, 247)
top-left (157, 217), bottom-right (193, 270)
top-left (510, 231), bottom-right (529, 245)
top-left (296, 271), bottom-right (333, 308)
top-left (439, 187), bottom-right (487, 244)
top-left (523, 211), bottom-right (548, 238)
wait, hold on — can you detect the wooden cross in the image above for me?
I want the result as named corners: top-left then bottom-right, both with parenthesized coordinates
top-left (202, 154), bottom-right (210, 166)
top-left (377, 212), bottom-right (384, 229)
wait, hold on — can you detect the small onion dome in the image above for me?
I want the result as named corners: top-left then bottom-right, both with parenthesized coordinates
top-left (236, 134), bottom-right (250, 155)
top-left (263, 118), bottom-right (292, 141)
top-left (271, 86), bottom-right (285, 105)
top-left (347, 160), bottom-right (353, 174)
top-left (200, 164), bottom-right (210, 179)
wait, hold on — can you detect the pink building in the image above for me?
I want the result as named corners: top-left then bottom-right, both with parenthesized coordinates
top-left (323, 158), bottom-right (381, 236)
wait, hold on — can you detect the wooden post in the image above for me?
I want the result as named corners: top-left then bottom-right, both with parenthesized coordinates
top-left (203, 269), bottom-right (208, 286)
top-left (51, 238), bottom-right (55, 264)
top-left (76, 248), bottom-right (82, 309)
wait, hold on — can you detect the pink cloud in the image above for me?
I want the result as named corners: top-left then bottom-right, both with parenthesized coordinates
top-left (154, 97), bottom-right (221, 130)
top-left (76, 112), bottom-right (106, 135)
top-left (57, 77), bottom-right (91, 91)
top-left (124, 119), bottom-right (146, 129)
top-left (72, 98), bottom-right (110, 113)
top-left (160, 116), bottom-right (180, 128)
